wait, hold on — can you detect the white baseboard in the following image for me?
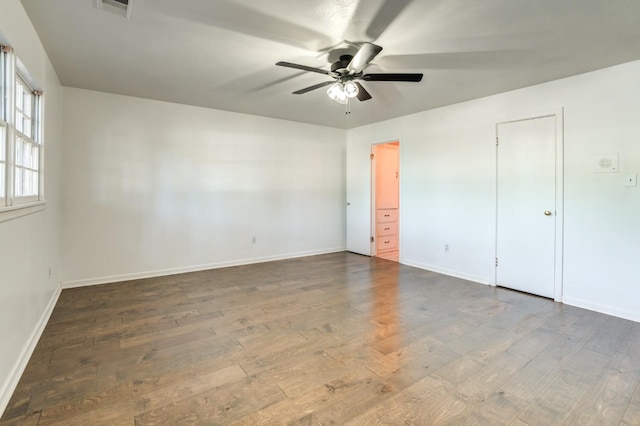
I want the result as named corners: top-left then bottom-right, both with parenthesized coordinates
top-left (62, 247), bottom-right (347, 289)
top-left (401, 259), bottom-right (491, 286)
top-left (563, 296), bottom-right (640, 323)
top-left (0, 284), bottom-right (61, 417)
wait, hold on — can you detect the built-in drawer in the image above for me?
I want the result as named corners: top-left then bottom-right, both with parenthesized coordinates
top-left (376, 208), bottom-right (398, 223)
top-left (376, 222), bottom-right (397, 237)
top-left (377, 234), bottom-right (398, 252)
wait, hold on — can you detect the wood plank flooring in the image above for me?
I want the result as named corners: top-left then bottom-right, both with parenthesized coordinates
top-left (1, 252), bottom-right (639, 425)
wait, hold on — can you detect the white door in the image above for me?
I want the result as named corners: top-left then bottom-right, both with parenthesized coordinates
top-left (496, 115), bottom-right (557, 298)
top-left (346, 136), bottom-right (374, 255)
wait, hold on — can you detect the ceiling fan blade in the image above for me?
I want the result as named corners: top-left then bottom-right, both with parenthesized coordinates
top-left (355, 82), bottom-right (372, 101)
top-left (365, 0), bottom-right (413, 40)
top-left (362, 73), bottom-right (423, 82)
top-left (292, 80), bottom-right (335, 94)
top-left (347, 43), bottom-right (383, 74)
top-left (276, 61), bottom-right (330, 76)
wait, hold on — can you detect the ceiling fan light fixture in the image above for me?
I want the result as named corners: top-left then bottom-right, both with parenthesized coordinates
top-left (327, 83), bottom-right (348, 104)
top-left (335, 91), bottom-right (348, 104)
top-left (343, 81), bottom-right (359, 98)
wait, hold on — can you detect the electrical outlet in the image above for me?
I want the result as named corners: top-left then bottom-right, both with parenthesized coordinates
top-left (444, 244), bottom-right (449, 253)
top-left (252, 236), bottom-right (257, 244)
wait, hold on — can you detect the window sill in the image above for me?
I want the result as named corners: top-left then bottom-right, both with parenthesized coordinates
top-left (0, 201), bottom-right (46, 223)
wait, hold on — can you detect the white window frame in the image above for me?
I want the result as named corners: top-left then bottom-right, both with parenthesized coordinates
top-left (0, 44), bottom-right (45, 222)
top-left (0, 47), bottom-right (6, 208)
top-left (0, 121), bottom-right (6, 207)
top-left (13, 74), bottom-right (42, 204)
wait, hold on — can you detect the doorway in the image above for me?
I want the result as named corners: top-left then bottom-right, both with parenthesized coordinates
top-left (372, 141), bottom-right (399, 261)
top-left (496, 112), bottom-right (563, 300)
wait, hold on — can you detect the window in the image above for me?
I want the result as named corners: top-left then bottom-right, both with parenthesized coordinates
top-left (0, 44), bottom-right (44, 218)
top-left (14, 75), bottom-right (41, 202)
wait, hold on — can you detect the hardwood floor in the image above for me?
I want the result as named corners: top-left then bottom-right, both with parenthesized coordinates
top-left (1, 252), bottom-right (639, 425)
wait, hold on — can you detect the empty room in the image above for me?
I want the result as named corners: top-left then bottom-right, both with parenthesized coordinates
top-left (1, 0), bottom-right (639, 424)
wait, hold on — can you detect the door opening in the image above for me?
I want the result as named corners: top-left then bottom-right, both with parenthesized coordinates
top-left (372, 141), bottom-right (399, 262)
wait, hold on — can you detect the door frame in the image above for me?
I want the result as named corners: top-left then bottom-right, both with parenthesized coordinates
top-left (370, 140), bottom-right (401, 259)
top-left (494, 108), bottom-right (564, 301)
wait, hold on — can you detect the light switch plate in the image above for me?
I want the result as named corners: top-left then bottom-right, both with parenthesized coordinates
top-left (625, 174), bottom-right (637, 187)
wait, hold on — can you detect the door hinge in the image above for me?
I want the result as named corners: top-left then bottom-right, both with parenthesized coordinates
top-left (496, 137), bottom-right (499, 146)
top-left (371, 236), bottom-right (374, 243)
top-left (495, 258), bottom-right (498, 267)
top-left (370, 153), bottom-right (374, 160)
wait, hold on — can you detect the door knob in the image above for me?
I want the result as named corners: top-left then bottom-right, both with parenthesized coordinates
top-left (544, 210), bottom-right (552, 216)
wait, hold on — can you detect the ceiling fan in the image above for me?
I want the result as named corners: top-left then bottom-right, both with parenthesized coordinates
top-left (276, 42), bottom-right (423, 104)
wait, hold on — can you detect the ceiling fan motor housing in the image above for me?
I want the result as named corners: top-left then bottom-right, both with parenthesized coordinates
top-left (331, 55), bottom-right (354, 74)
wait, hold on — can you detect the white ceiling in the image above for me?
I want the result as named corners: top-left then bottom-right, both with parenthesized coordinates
top-left (19, 0), bottom-right (640, 129)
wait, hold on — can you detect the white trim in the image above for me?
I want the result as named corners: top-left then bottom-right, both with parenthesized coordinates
top-left (370, 144), bottom-right (376, 256)
top-left (0, 120), bottom-right (6, 205)
top-left (563, 296), bottom-right (640, 324)
top-left (401, 258), bottom-right (491, 286)
top-left (0, 284), bottom-right (61, 417)
top-left (5, 49), bottom-right (15, 207)
top-left (0, 48), bottom-right (5, 122)
top-left (0, 201), bottom-right (45, 223)
top-left (36, 91), bottom-right (44, 202)
top-left (553, 109), bottom-right (565, 302)
top-left (398, 142), bottom-right (403, 264)
top-left (62, 247), bottom-right (347, 289)
top-left (126, 0), bottom-right (135, 19)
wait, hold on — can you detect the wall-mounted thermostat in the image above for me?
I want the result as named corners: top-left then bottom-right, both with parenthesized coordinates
top-left (593, 153), bottom-right (619, 173)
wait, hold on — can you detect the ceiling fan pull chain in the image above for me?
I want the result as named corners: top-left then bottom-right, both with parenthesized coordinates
top-left (345, 98), bottom-right (351, 115)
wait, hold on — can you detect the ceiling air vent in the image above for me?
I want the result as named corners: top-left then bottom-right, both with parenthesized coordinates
top-left (96, 0), bottom-right (134, 19)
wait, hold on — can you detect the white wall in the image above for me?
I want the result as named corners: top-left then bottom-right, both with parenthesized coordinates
top-left (0, 0), bottom-right (63, 414)
top-left (348, 60), bottom-right (640, 322)
top-left (62, 88), bottom-right (346, 286)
